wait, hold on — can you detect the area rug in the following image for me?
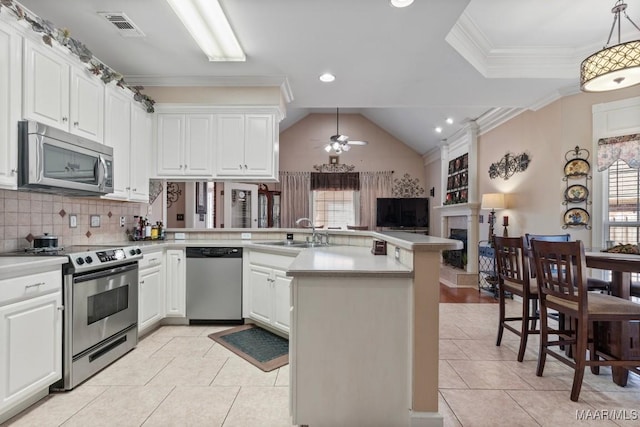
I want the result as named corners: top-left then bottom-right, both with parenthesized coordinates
top-left (208, 324), bottom-right (289, 372)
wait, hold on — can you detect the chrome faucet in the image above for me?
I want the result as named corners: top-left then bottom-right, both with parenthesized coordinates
top-left (296, 217), bottom-right (318, 243)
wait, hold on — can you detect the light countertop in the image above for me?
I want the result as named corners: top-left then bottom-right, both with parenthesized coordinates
top-left (286, 246), bottom-right (413, 278)
top-left (0, 256), bottom-right (67, 277)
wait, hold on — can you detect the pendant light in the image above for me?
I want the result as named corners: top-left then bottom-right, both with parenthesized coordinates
top-left (580, 1), bottom-right (640, 92)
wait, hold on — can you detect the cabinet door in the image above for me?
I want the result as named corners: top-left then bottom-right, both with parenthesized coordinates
top-left (272, 268), bottom-right (291, 333)
top-left (216, 114), bottom-right (245, 176)
top-left (184, 114), bottom-right (214, 176)
top-left (103, 87), bottom-right (131, 200)
top-left (0, 20), bottom-right (20, 189)
top-left (69, 67), bottom-right (104, 142)
top-left (165, 249), bottom-right (186, 317)
top-left (248, 264), bottom-right (272, 324)
top-left (0, 292), bottom-right (62, 413)
top-left (139, 266), bottom-right (164, 334)
top-left (23, 39), bottom-right (70, 129)
top-left (156, 114), bottom-right (185, 176)
top-left (130, 104), bottom-right (152, 202)
top-left (243, 114), bottom-right (274, 176)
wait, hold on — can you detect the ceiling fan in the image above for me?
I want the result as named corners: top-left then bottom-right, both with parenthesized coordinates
top-left (324, 108), bottom-right (368, 154)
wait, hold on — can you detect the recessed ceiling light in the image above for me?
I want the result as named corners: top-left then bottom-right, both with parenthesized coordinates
top-left (390, 0), bottom-right (414, 8)
top-left (319, 73), bottom-right (336, 83)
top-left (435, 127), bottom-right (443, 133)
top-left (446, 117), bottom-right (454, 125)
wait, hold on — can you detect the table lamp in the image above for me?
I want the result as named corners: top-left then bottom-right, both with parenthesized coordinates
top-left (481, 193), bottom-right (506, 245)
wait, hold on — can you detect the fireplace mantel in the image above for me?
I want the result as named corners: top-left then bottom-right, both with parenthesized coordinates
top-left (434, 203), bottom-right (481, 217)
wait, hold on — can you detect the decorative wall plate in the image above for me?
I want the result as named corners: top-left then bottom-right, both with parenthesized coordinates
top-left (564, 159), bottom-right (590, 177)
top-left (564, 184), bottom-right (589, 203)
top-left (564, 208), bottom-right (590, 226)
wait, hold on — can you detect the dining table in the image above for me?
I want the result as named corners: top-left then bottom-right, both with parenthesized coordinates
top-left (585, 250), bottom-right (640, 386)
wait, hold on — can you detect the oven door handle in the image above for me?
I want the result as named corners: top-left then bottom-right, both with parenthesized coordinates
top-left (73, 263), bottom-right (138, 284)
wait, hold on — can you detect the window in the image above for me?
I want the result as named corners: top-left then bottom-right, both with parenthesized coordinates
top-left (605, 160), bottom-right (640, 298)
top-left (312, 190), bottom-right (358, 229)
top-left (607, 160), bottom-right (640, 244)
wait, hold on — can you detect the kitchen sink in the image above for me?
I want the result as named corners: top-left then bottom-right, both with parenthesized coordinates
top-left (256, 240), bottom-right (333, 248)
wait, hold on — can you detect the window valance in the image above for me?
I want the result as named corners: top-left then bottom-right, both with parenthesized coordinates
top-left (310, 172), bottom-right (360, 191)
top-left (597, 134), bottom-right (640, 171)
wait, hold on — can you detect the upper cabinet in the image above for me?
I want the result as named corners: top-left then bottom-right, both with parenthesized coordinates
top-left (156, 113), bottom-right (214, 177)
top-left (104, 85), bottom-right (152, 202)
top-left (216, 113), bottom-right (276, 179)
top-left (153, 106), bottom-right (280, 181)
top-left (23, 38), bottom-right (104, 143)
top-left (0, 18), bottom-right (21, 190)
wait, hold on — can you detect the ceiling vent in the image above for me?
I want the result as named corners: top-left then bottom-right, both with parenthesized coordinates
top-left (97, 12), bottom-right (145, 37)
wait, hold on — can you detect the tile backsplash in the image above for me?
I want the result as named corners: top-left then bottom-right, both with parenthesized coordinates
top-left (0, 189), bottom-right (148, 253)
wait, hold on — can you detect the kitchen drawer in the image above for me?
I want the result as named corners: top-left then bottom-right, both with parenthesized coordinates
top-left (139, 251), bottom-right (163, 270)
top-left (0, 269), bottom-right (61, 306)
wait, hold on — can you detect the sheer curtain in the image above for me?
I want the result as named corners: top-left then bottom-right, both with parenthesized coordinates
top-left (359, 171), bottom-right (393, 229)
top-left (279, 171), bottom-right (311, 228)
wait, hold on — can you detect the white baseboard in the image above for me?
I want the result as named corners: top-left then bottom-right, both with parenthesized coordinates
top-left (410, 411), bottom-right (443, 427)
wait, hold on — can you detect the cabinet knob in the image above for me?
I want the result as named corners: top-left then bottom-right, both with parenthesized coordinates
top-left (179, 165), bottom-right (183, 169)
top-left (25, 282), bottom-right (45, 289)
top-left (132, 188), bottom-right (137, 192)
top-left (62, 117), bottom-right (68, 123)
top-left (73, 121), bottom-right (79, 127)
top-left (57, 306), bottom-right (64, 311)
top-left (140, 280), bottom-right (145, 284)
top-left (126, 187), bottom-right (131, 190)
top-left (10, 168), bottom-right (17, 175)
top-left (244, 164), bottom-right (248, 169)
top-left (184, 164), bottom-right (187, 169)
top-left (239, 164), bottom-right (243, 170)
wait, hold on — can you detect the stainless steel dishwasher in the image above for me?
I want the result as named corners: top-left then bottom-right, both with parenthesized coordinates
top-left (186, 247), bottom-right (243, 323)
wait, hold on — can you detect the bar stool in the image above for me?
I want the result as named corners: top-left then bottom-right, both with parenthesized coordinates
top-left (494, 236), bottom-right (539, 362)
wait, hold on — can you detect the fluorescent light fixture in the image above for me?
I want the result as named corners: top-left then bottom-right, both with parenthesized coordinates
top-left (319, 73), bottom-right (336, 82)
top-left (166, 0), bottom-right (245, 62)
top-left (435, 126), bottom-right (443, 133)
top-left (390, 0), bottom-right (414, 8)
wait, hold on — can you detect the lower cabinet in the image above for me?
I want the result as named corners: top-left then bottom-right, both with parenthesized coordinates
top-left (165, 249), bottom-right (186, 317)
top-left (246, 250), bottom-right (295, 334)
top-left (0, 269), bottom-right (62, 422)
top-left (138, 252), bottom-right (165, 335)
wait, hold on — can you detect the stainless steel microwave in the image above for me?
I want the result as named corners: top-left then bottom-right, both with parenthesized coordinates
top-left (18, 120), bottom-right (113, 196)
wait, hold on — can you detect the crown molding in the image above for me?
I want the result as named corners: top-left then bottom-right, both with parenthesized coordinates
top-left (446, 11), bottom-right (591, 79)
top-left (122, 74), bottom-right (294, 104)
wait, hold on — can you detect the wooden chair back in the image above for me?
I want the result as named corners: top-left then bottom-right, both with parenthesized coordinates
top-left (524, 233), bottom-right (570, 278)
top-left (493, 236), bottom-right (530, 295)
top-left (530, 239), bottom-right (588, 313)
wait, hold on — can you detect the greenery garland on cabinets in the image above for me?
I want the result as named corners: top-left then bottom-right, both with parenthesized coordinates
top-left (444, 153), bottom-right (468, 204)
top-left (0, 0), bottom-right (155, 112)
top-left (562, 146), bottom-right (592, 229)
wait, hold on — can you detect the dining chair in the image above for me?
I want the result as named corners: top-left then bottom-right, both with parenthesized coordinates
top-left (493, 236), bottom-right (539, 362)
top-left (530, 239), bottom-right (640, 401)
top-left (525, 233), bottom-right (611, 293)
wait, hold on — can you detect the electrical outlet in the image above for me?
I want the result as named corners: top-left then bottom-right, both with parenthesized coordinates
top-left (395, 247), bottom-right (400, 260)
top-left (241, 232), bottom-right (252, 239)
top-left (120, 216), bottom-right (126, 227)
top-left (175, 232), bottom-right (186, 240)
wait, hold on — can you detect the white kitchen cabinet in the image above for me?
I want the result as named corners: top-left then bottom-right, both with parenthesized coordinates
top-left (165, 249), bottom-right (186, 317)
top-left (245, 250), bottom-right (294, 334)
top-left (23, 38), bottom-right (104, 142)
top-left (0, 18), bottom-right (21, 189)
top-left (156, 113), bottom-right (214, 177)
top-left (138, 251), bottom-right (165, 335)
top-left (216, 113), bottom-right (276, 179)
top-left (103, 85), bottom-right (151, 202)
top-left (0, 267), bottom-right (62, 423)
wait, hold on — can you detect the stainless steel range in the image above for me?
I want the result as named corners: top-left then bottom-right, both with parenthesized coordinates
top-left (15, 244), bottom-right (143, 390)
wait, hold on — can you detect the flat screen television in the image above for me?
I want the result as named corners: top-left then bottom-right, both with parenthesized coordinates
top-left (376, 198), bottom-right (429, 228)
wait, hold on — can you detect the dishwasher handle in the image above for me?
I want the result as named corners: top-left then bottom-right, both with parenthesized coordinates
top-left (186, 247), bottom-right (243, 258)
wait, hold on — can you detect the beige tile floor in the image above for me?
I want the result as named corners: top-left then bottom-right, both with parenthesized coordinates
top-left (3, 300), bottom-right (640, 427)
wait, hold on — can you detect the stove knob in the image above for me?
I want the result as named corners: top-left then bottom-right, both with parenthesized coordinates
top-left (76, 257), bottom-right (85, 265)
top-left (135, 248), bottom-right (142, 255)
top-left (130, 249), bottom-right (136, 256)
top-left (85, 256), bottom-right (93, 264)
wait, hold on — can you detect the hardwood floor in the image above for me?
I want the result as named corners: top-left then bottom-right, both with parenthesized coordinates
top-left (440, 283), bottom-right (497, 303)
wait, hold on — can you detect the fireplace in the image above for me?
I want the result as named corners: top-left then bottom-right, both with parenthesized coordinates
top-left (443, 228), bottom-right (467, 269)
